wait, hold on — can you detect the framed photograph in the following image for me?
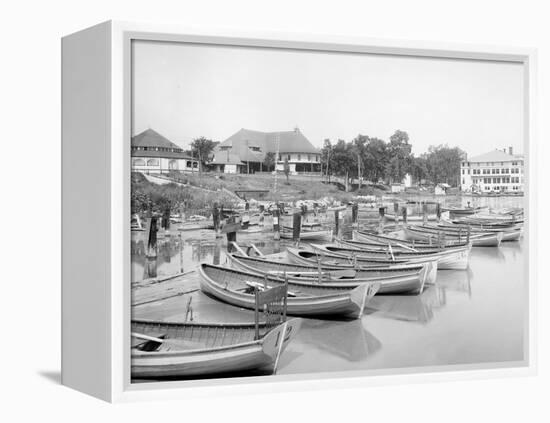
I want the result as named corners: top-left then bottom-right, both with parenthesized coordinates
top-left (61, 21), bottom-right (537, 402)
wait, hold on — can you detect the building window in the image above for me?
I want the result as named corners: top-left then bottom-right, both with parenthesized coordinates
top-left (298, 154), bottom-right (302, 161)
top-left (133, 158), bottom-right (145, 166)
top-left (462, 169), bottom-right (464, 175)
top-left (146, 159), bottom-right (159, 166)
top-left (307, 155), bottom-right (311, 161)
top-left (186, 161), bottom-right (192, 168)
top-left (168, 160), bottom-right (178, 170)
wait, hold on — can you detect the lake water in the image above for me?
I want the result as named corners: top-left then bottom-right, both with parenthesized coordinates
top-left (131, 195), bottom-right (526, 379)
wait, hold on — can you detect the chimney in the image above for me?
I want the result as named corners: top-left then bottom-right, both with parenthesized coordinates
top-left (508, 146), bottom-right (513, 155)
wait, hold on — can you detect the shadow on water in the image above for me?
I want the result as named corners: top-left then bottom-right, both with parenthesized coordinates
top-left (298, 319), bottom-right (382, 361)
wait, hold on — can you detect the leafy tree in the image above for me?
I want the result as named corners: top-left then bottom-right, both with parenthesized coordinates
top-left (424, 144), bottom-right (465, 186)
top-left (363, 137), bottom-right (388, 182)
top-left (190, 137), bottom-right (216, 179)
top-left (321, 139), bottom-right (333, 181)
top-left (283, 157), bottom-right (290, 183)
top-left (263, 152), bottom-right (276, 172)
top-left (386, 130), bottom-right (413, 183)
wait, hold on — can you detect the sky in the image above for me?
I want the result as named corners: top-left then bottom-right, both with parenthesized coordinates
top-left (132, 40), bottom-right (524, 158)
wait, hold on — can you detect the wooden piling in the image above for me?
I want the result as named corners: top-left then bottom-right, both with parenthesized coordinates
top-left (351, 203), bottom-right (358, 227)
top-left (334, 210), bottom-right (340, 239)
top-left (436, 202), bottom-right (441, 222)
top-left (273, 208), bottom-right (281, 240)
top-left (402, 207), bottom-right (407, 226)
top-left (378, 207), bottom-right (385, 234)
top-left (292, 212), bottom-right (301, 242)
top-left (422, 203), bottom-right (428, 225)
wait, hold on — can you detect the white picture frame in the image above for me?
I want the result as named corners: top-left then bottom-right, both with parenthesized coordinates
top-left (61, 20), bottom-right (537, 403)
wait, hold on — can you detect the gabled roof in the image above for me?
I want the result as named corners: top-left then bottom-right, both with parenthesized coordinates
top-left (210, 150), bottom-right (244, 165)
top-left (131, 129), bottom-right (182, 151)
top-left (468, 149), bottom-right (523, 163)
top-left (218, 128), bottom-right (320, 157)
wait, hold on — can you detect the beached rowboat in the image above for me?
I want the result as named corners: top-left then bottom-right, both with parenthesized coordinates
top-left (198, 263), bottom-right (379, 318)
top-left (280, 227), bottom-right (333, 242)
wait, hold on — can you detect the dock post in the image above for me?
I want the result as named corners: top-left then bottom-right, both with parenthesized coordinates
top-left (394, 202), bottom-right (399, 224)
top-left (422, 203), bottom-right (428, 225)
top-left (402, 207), bottom-right (407, 227)
top-left (436, 203), bottom-right (441, 222)
top-left (226, 231), bottom-right (237, 252)
top-left (259, 204), bottom-right (265, 227)
top-left (378, 207), bottom-right (385, 234)
top-left (145, 217), bottom-right (158, 278)
top-left (352, 203), bottom-right (359, 228)
top-left (273, 208), bottom-right (280, 240)
top-left (292, 212), bottom-right (301, 243)
top-left (334, 210), bottom-right (340, 240)
top-left (179, 231), bottom-right (184, 273)
top-left (213, 202), bottom-right (222, 238)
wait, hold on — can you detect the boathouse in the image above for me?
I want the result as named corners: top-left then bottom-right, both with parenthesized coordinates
top-left (131, 129), bottom-right (199, 174)
top-left (211, 127), bottom-right (321, 174)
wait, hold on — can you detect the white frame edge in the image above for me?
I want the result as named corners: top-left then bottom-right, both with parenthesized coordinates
top-left (62, 20), bottom-right (538, 403)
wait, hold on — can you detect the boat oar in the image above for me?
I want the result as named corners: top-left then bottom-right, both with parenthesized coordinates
top-left (132, 332), bottom-right (165, 343)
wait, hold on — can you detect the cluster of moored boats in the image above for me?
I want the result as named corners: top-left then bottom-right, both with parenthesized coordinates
top-left (131, 206), bottom-right (523, 380)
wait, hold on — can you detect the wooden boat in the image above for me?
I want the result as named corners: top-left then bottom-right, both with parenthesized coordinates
top-left (198, 263), bottom-right (379, 318)
top-left (131, 214), bottom-right (145, 231)
top-left (404, 225), bottom-right (503, 247)
top-left (309, 243), bottom-right (471, 270)
top-left (227, 253), bottom-right (434, 294)
top-left (339, 238), bottom-right (470, 253)
top-left (383, 212), bottom-right (438, 222)
top-left (442, 205), bottom-right (488, 215)
top-left (286, 246), bottom-right (412, 267)
top-left (131, 317), bottom-right (301, 379)
top-left (352, 230), bottom-right (466, 247)
top-left (436, 221), bottom-right (522, 242)
top-left (280, 227), bottom-right (333, 242)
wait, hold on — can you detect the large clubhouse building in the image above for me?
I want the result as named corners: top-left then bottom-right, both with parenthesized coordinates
top-left (210, 127), bottom-right (321, 174)
top-left (460, 147), bottom-right (524, 193)
top-left (131, 129), bottom-right (199, 174)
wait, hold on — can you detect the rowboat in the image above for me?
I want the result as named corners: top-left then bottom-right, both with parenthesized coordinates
top-left (227, 253), bottom-right (434, 294)
top-left (131, 318), bottom-right (302, 379)
top-left (280, 227), bottom-right (333, 242)
top-left (404, 225), bottom-right (503, 247)
top-left (383, 212), bottom-right (438, 222)
top-left (352, 230), bottom-right (467, 247)
top-left (198, 263), bottom-right (379, 318)
top-left (436, 221), bottom-right (522, 242)
top-left (309, 243), bottom-right (471, 270)
top-left (286, 246), bottom-right (412, 267)
top-left (442, 205), bottom-right (488, 215)
top-left (339, 238), bottom-right (470, 253)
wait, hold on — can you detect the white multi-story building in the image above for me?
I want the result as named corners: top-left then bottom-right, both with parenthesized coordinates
top-left (460, 147), bottom-right (524, 193)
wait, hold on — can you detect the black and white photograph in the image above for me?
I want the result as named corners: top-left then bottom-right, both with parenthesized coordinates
top-left (129, 39), bottom-right (527, 382)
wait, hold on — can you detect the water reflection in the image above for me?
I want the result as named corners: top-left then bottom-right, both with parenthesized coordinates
top-left (298, 319), bottom-right (382, 361)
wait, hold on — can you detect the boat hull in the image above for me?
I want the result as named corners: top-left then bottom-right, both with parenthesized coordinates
top-left (198, 264), bottom-right (378, 318)
top-left (132, 319), bottom-right (301, 379)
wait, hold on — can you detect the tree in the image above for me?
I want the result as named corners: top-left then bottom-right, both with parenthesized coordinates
top-left (352, 135), bottom-right (369, 189)
top-left (321, 139), bottom-right (332, 182)
top-left (263, 152), bottom-right (276, 172)
top-left (283, 157), bottom-right (290, 183)
top-left (386, 130), bottom-right (413, 183)
top-left (424, 144), bottom-right (465, 186)
top-left (363, 137), bottom-right (388, 183)
top-left (190, 137), bottom-right (216, 181)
